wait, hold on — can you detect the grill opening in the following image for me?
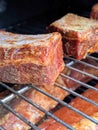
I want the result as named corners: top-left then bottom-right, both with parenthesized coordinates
top-left (0, 13), bottom-right (98, 130)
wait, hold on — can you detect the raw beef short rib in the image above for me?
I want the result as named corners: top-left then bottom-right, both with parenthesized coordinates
top-left (0, 31), bottom-right (64, 85)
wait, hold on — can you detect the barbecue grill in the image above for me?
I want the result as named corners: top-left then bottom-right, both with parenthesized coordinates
top-left (0, 0), bottom-right (98, 129)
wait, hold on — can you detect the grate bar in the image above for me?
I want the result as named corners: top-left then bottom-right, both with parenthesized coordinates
top-left (61, 73), bottom-right (98, 91)
top-left (0, 100), bottom-right (39, 130)
top-left (66, 65), bottom-right (98, 80)
top-left (30, 85), bottom-right (98, 125)
top-left (65, 56), bottom-right (98, 70)
top-left (66, 61), bottom-right (75, 66)
top-left (87, 55), bottom-right (98, 61)
top-left (0, 126), bottom-right (5, 130)
top-left (0, 82), bottom-right (75, 130)
top-left (55, 83), bottom-right (98, 106)
top-left (1, 86), bottom-right (30, 103)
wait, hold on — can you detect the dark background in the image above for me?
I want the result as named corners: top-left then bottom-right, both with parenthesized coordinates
top-left (0, 0), bottom-right (97, 28)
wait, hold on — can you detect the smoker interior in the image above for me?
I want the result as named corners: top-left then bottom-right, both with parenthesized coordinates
top-left (0, 0), bottom-right (98, 129)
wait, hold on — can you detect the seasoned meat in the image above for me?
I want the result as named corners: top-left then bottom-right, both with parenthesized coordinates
top-left (0, 31), bottom-right (64, 85)
top-left (90, 3), bottom-right (98, 53)
top-left (90, 3), bottom-right (98, 20)
top-left (47, 13), bottom-right (98, 60)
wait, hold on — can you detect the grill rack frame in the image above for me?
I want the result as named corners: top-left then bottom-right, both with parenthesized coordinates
top-left (0, 19), bottom-right (98, 130)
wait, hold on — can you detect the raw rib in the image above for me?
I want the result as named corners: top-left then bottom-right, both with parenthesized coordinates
top-left (0, 31), bottom-right (64, 85)
top-left (47, 13), bottom-right (98, 60)
top-left (90, 4), bottom-right (98, 53)
top-left (90, 3), bottom-right (98, 20)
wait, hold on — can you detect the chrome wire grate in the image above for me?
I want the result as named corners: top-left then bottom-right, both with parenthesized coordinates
top-left (0, 53), bottom-right (98, 130)
top-left (0, 18), bottom-right (98, 130)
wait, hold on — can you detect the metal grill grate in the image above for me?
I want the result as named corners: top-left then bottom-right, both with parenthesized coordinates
top-left (0, 18), bottom-right (98, 130)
